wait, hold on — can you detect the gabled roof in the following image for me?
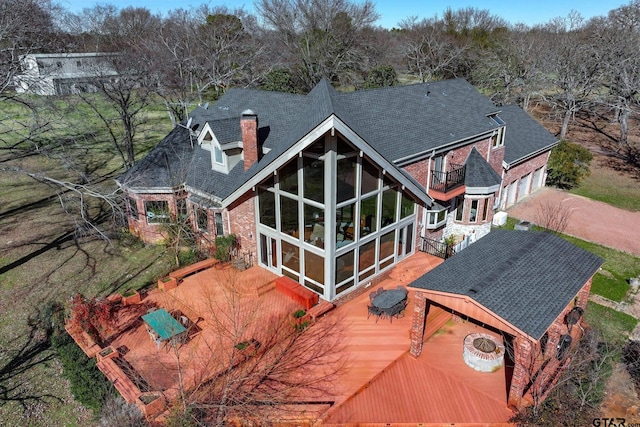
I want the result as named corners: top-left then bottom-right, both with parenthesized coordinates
top-left (464, 147), bottom-right (502, 191)
top-left (501, 104), bottom-right (558, 166)
top-left (409, 230), bottom-right (603, 340)
top-left (119, 80), bottom-right (554, 204)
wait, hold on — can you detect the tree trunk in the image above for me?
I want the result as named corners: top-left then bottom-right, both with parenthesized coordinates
top-left (560, 108), bottom-right (572, 140)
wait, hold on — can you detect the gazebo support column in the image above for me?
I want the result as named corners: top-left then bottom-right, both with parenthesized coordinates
top-left (508, 336), bottom-right (533, 409)
top-left (410, 292), bottom-right (429, 358)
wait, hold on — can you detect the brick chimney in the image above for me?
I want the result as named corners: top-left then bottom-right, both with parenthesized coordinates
top-left (241, 109), bottom-right (259, 171)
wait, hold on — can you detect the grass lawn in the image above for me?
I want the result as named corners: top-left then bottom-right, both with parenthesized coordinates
top-left (584, 301), bottom-right (638, 345)
top-left (571, 161), bottom-right (640, 212)
top-left (0, 95), bottom-right (175, 426)
top-left (562, 235), bottom-right (640, 302)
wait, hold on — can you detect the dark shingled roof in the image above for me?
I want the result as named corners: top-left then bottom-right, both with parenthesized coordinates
top-left (464, 147), bottom-right (502, 189)
top-left (501, 104), bottom-right (558, 165)
top-left (119, 80), bottom-right (554, 202)
top-left (409, 230), bottom-right (603, 340)
top-left (117, 126), bottom-right (193, 190)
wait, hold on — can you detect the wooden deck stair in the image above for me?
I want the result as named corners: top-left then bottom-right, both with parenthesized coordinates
top-left (308, 300), bottom-right (335, 321)
top-left (255, 279), bottom-right (275, 297)
top-left (97, 358), bottom-right (141, 403)
top-left (169, 258), bottom-right (218, 281)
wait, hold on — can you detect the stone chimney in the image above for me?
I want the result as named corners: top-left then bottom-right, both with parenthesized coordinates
top-left (241, 109), bottom-right (259, 171)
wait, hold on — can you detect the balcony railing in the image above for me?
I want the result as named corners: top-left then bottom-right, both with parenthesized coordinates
top-left (430, 164), bottom-right (466, 194)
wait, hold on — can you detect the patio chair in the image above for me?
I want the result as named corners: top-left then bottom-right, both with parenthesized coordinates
top-left (367, 305), bottom-right (385, 322)
top-left (396, 285), bottom-right (408, 297)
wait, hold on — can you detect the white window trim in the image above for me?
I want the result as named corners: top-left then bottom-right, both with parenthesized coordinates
top-left (425, 207), bottom-right (447, 229)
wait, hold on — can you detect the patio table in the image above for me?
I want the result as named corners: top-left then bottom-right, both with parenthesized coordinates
top-left (142, 308), bottom-right (187, 342)
top-left (372, 289), bottom-right (408, 321)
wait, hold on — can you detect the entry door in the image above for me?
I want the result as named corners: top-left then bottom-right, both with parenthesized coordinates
top-left (397, 222), bottom-right (414, 258)
top-left (259, 233), bottom-right (278, 270)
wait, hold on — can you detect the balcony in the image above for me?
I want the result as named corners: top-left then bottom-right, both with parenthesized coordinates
top-left (428, 164), bottom-right (466, 200)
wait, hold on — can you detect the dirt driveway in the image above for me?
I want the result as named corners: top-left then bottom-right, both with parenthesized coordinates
top-left (507, 187), bottom-right (640, 257)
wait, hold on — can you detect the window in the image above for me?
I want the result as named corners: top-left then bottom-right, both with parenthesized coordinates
top-left (303, 157), bottom-right (323, 203)
top-left (127, 197), bottom-right (138, 220)
top-left (425, 208), bottom-right (447, 229)
top-left (381, 188), bottom-right (398, 228)
top-left (400, 193), bottom-right (414, 219)
top-left (258, 188), bottom-right (276, 229)
top-left (214, 212), bottom-right (224, 235)
top-left (489, 115), bottom-right (505, 148)
top-left (196, 208), bottom-right (208, 232)
top-left (469, 200), bottom-right (478, 222)
top-left (455, 196), bottom-right (464, 221)
top-left (145, 201), bottom-right (169, 224)
top-left (280, 195), bottom-right (299, 238)
top-left (482, 199), bottom-right (490, 221)
top-left (279, 160), bottom-right (298, 195)
top-left (214, 145), bottom-right (223, 164)
top-left (359, 195), bottom-right (377, 237)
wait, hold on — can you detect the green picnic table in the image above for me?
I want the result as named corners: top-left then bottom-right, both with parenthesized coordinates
top-left (142, 308), bottom-right (186, 341)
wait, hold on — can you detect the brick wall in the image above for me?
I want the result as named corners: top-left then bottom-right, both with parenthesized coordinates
top-left (126, 192), bottom-right (178, 244)
top-left (501, 151), bottom-right (550, 207)
top-left (410, 292), bottom-right (428, 357)
top-left (228, 190), bottom-right (257, 261)
top-left (241, 114), bottom-right (259, 171)
top-left (402, 159), bottom-right (429, 187)
top-left (507, 276), bottom-right (593, 409)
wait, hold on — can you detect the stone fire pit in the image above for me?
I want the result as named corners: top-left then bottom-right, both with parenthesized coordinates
top-left (463, 333), bottom-right (505, 372)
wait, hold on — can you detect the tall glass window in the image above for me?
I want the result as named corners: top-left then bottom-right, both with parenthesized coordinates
top-left (280, 195), bottom-right (299, 237)
top-left (279, 160), bottom-right (298, 195)
top-left (303, 157), bottom-right (324, 203)
top-left (258, 188), bottom-right (276, 229)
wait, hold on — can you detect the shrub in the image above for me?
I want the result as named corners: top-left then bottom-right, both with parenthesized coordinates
top-left (51, 309), bottom-right (115, 413)
top-left (546, 140), bottom-right (593, 189)
top-left (292, 309), bottom-right (306, 319)
top-left (214, 234), bottom-right (238, 262)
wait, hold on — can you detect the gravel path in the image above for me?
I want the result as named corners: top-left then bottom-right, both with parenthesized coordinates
top-left (507, 187), bottom-right (640, 257)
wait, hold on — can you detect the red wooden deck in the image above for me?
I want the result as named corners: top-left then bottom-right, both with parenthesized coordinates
top-left (83, 252), bottom-right (514, 424)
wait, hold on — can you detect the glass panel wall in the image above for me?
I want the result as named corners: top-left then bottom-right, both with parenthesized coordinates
top-left (255, 132), bottom-right (419, 300)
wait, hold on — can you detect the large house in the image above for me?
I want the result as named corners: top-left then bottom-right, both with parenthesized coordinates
top-left (14, 52), bottom-right (118, 96)
top-left (118, 79), bottom-right (558, 303)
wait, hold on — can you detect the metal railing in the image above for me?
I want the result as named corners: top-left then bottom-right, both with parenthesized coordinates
top-left (430, 164), bottom-right (466, 193)
top-left (420, 236), bottom-right (452, 259)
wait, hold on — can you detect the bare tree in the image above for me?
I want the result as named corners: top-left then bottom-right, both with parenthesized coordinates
top-left (398, 16), bottom-right (468, 82)
top-left (590, 1), bottom-right (640, 163)
top-left (534, 198), bottom-right (573, 234)
top-left (545, 12), bottom-right (602, 139)
top-left (256, 0), bottom-right (379, 90)
top-left (160, 268), bottom-right (345, 425)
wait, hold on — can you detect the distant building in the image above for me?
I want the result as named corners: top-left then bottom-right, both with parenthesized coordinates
top-left (14, 52), bottom-right (118, 96)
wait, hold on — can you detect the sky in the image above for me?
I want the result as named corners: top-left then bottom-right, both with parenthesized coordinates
top-left (57, 0), bottom-right (628, 28)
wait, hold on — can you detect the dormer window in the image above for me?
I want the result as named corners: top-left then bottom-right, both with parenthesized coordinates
top-left (214, 145), bottom-right (223, 165)
top-left (489, 114), bottom-right (505, 148)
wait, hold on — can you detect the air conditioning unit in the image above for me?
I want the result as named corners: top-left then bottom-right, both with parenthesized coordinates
top-left (492, 211), bottom-right (507, 226)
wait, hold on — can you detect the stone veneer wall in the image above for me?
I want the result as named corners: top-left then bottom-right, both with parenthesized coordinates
top-left (443, 211), bottom-right (492, 240)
